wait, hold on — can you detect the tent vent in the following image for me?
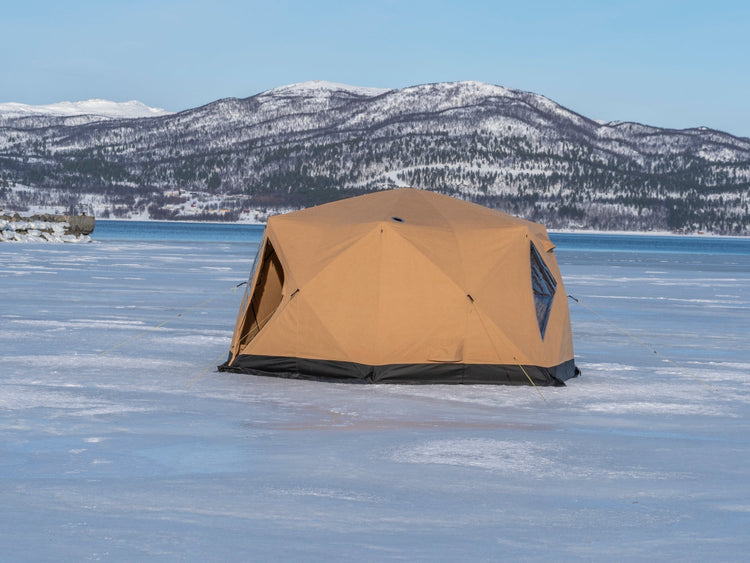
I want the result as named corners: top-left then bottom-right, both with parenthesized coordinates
top-left (530, 242), bottom-right (557, 339)
top-left (391, 216), bottom-right (404, 222)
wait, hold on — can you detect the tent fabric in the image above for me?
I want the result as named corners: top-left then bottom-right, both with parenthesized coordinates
top-left (219, 188), bottom-right (579, 386)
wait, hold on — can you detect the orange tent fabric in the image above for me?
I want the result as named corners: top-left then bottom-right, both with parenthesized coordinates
top-left (220, 188), bottom-right (579, 385)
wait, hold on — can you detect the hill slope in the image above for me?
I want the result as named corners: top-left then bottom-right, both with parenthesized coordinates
top-left (1, 81), bottom-right (749, 233)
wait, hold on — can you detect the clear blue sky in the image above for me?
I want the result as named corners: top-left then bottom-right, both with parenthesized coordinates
top-left (2, 0), bottom-right (749, 137)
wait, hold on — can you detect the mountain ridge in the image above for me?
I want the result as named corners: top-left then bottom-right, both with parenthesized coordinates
top-left (1, 81), bottom-right (748, 233)
top-left (0, 99), bottom-right (172, 120)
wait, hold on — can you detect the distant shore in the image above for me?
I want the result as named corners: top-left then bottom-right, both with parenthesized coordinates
top-left (96, 218), bottom-right (747, 239)
top-left (5, 208), bottom-right (746, 239)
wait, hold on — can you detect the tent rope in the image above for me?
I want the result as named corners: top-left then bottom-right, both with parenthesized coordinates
top-left (514, 357), bottom-right (547, 402)
top-left (184, 349), bottom-right (231, 389)
top-left (236, 305), bottom-right (281, 348)
top-left (567, 294), bottom-right (715, 391)
top-left (468, 295), bottom-right (546, 400)
top-left (96, 281), bottom-right (246, 358)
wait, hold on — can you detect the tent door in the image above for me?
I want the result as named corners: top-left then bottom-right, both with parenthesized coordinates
top-left (236, 240), bottom-right (285, 351)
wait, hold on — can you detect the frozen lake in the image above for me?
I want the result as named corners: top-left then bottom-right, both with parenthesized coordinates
top-left (2, 224), bottom-right (749, 561)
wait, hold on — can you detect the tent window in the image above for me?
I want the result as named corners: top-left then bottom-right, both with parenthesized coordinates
top-left (239, 240), bottom-right (284, 347)
top-left (530, 242), bottom-right (557, 339)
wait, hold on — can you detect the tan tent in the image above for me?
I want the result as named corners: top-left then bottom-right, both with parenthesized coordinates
top-left (219, 188), bottom-right (579, 385)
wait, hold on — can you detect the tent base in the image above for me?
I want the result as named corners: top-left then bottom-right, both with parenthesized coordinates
top-left (218, 355), bottom-right (580, 386)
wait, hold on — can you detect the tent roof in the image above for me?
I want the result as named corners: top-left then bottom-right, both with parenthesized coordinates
top-left (266, 188), bottom-right (556, 289)
top-left (271, 188), bottom-right (550, 234)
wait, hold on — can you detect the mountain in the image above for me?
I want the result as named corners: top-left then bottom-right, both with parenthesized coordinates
top-left (1, 81), bottom-right (749, 233)
top-left (0, 99), bottom-right (171, 122)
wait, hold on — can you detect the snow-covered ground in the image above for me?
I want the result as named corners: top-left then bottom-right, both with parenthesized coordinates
top-left (1, 234), bottom-right (748, 561)
top-left (0, 184), bottom-right (283, 224)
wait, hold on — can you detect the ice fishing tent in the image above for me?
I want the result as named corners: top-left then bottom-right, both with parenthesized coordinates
top-left (219, 188), bottom-right (579, 385)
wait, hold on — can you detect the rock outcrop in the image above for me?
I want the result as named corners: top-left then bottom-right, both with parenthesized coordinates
top-left (0, 213), bottom-right (95, 242)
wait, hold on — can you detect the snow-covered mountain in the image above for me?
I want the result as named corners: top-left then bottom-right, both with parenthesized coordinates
top-left (1, 81), bottom-right (749, 233)
top-left (0, 98), bottom-right (171, 119)
top-left (267, 80), bottom-right (391, 97)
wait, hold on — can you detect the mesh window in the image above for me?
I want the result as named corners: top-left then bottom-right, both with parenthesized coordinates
top-left (530, 242), bottom-right (557, 339)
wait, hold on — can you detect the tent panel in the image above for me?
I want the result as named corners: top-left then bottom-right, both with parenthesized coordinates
top-left (294, 226), bottom-right (383, 362)
top-left (468, 233), bottom-right (541, 354)
top-left (456, 226), bottom-right (528, 302)
top-left (270, 216), bottom-right (379, 288)
top-left (463, 302), bottom-right (528, 365)
top-left (386, 220), bottom-right (465, 290)
top-left (375, 225), bottom-right (469, 364)
top-left (239, 290), bottom-right (358, 363)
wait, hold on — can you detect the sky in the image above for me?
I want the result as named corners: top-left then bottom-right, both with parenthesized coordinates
top-left (2, 0), bottom-right (749, 137)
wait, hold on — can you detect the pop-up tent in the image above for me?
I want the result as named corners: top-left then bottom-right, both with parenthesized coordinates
top-left (219, 188), bottom-right (579, 385)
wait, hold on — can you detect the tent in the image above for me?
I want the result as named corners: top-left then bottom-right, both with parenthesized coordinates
top-left (219, 188), bottom-right (579, 385)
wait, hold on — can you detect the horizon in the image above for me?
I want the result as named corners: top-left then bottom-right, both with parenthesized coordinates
top-left (1, 1), bottom-right (749, 137)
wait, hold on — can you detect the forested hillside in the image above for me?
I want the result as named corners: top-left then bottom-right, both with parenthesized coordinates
top-left (1, 81), bottom-right (749, 233)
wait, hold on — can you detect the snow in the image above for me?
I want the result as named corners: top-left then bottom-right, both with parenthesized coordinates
top-left (0, 99), bottom-right (172, 119)
top-left (267, 80), bottom-right (391, 97)
top-left (0, 219), bottom-right (92, 243)
top-left (0, 184), bottom-right (284, 224)
top-left (1, 233), bottom-right (749, 560)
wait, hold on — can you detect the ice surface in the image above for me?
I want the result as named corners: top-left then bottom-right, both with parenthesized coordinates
top-left (1, 234), bottom-right (749, 561)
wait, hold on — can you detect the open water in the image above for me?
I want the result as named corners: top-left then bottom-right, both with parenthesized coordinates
top-left (95, 219), bottom-right (750, 255)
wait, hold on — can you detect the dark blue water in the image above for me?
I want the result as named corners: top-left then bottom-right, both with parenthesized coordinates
top-left (95, 220), bottom-right (265, 243)
top-left (549, 232), bottom-right (750, 256)
top-left (94, 220), bottom-right (750, 256)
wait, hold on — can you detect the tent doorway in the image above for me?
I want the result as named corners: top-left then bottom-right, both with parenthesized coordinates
top-left (237, 239), bottom-right (284, 348)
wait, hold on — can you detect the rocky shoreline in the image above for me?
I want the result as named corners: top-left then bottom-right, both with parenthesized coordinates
top-left (0, 213), bottom-right (95, 243)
